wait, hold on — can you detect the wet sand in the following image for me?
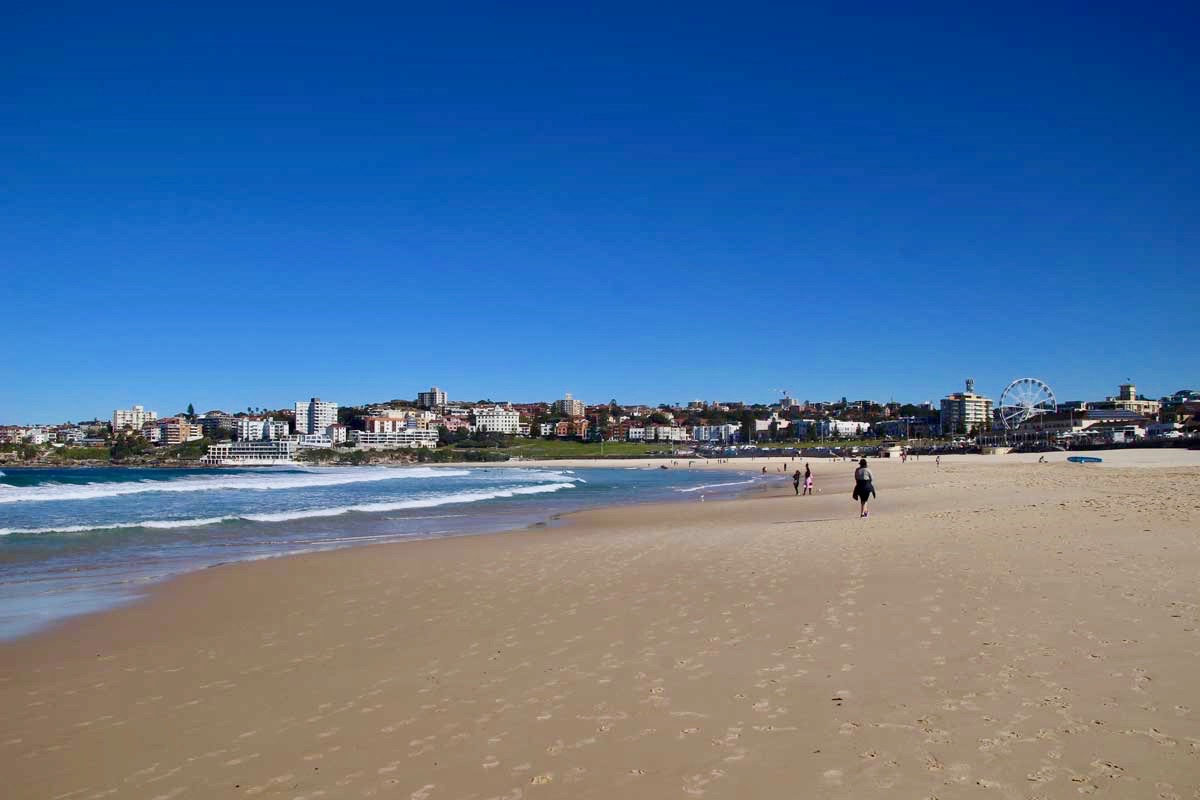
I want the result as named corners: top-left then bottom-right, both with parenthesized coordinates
top-left (3, 453), bottom-right (1199, 798)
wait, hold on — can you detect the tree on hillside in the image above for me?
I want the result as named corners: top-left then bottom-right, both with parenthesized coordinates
top-left (740, 411), bottom-right (756, 444)
top-left (186, 403), bottom-right (195, 420)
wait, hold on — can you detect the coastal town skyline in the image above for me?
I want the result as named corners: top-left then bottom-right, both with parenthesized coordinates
top-left (3, 373), bottom-right (1197, 428)
top-left (5, 379), bottom-right (1195, 464)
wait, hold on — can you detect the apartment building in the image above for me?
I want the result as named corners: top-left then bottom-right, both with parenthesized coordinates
top-left (351, 429), bottom-right (439, 450)
top-left (140, 421), bottom-right (161, 443)
top-left (199, 412), bottom-right (236, 437)
top-left (691, 424), bottom-right (740, 442)
top-left (552, 393), bottom-right (584, 418)
top-left (113, 405), bottom-right (157, 431)
top-left (295, 398), bottom-right (338, 434)
top-left (417, 386), bottom-right (448, 409)
top-left (940, 379), bottom-right (993, 435)
top-left (158, 417), bottom-right (203, 445)
top-left (235, 417), bottom-right (289, 441)
top-left (644, 425), bottom-right (690, 442)
top-left (472, 405), bottom-right (521, 435)
top-left (363, 416), bottom-right (417, 434)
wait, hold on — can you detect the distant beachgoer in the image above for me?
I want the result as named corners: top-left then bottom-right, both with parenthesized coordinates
top-left (803, 463), bottom-right (813, 495)
top-left (852, 458), bottom-right (875, 518)
top-left (936, 455), bottom-right (941, 469)
top-left (762, 466), bottom-right (766, 475)
top-left (792, 470), bottom-right (801, 495)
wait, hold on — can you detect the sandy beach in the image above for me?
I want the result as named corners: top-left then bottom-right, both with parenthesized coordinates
top-left (3, 451), bottom-right (1199, 799)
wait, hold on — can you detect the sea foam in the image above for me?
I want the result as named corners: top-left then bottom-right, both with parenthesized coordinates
top-left (0, 481), bottom-right (577, 535)
top-left (0, 467), bottom-right (473, 504)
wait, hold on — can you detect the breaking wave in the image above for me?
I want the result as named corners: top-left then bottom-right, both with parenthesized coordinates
top-left (0, 481), bottom-right (577, 535)
top-left (0, 467), bottom-right (473, 504)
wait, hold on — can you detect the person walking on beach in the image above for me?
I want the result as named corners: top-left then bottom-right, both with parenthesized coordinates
top-left (802, 463), bottom-right (813, 495)
top-left (935, 455), bottom-right (941, 469)
top-left (792, 469), bottom-right (802, 495)
top-left (852, 458), bottom-right (875, 518)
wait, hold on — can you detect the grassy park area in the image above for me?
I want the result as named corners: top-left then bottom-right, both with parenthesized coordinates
top-left (502, 439), bottom-right (668, 459)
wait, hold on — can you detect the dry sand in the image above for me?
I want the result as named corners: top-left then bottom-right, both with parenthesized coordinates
top-left (3, 452), bottom-right (1199, 799)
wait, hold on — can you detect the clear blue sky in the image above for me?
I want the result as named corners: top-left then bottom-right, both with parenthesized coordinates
top-left (2, 2), bottom-right (1196, 423)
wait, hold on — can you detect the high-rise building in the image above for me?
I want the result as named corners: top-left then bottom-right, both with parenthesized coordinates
top-left (417, 386), bottom-right (448, 409)
top-left (112, 404), bottom-right (157, 431)
top-left (294, 397), bottom-right (338, 434)
top-left (553, 392), bottom-right (584, 418)
top-left (940, 379), bottom-right (993, 435)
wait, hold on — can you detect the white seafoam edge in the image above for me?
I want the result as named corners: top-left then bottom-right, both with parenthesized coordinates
top-left (0, 481), bottom-right (579, 536)
top-left (0, 466), bottom-right (586, 505)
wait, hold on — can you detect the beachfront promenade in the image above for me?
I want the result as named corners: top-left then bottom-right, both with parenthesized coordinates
top-left (3, 451), bottom-right (1199, 798)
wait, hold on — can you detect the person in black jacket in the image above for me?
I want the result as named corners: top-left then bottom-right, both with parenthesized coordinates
top-left (852, 458), bottom-right (875, 518)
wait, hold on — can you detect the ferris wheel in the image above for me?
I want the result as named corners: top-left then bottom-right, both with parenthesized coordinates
top-left (998, 378), bottom-right (1057, 430)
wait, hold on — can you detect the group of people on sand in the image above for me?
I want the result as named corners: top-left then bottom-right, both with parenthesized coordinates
top-left (791, 464), bottom-right (814, 496)
top-left (781, 459), bottom-right (875, 518)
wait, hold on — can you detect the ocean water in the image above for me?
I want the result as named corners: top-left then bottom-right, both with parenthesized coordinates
top-left (0, 465), bottom-right (759, 639)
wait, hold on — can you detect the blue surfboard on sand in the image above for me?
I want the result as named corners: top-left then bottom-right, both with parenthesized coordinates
top-left (1067, 456), bottom-right (1103, 464)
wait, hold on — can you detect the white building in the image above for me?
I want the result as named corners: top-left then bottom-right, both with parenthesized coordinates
top-left (326, 424), bottom-right (348, 444)
top-left (351, 429), bottom-right (439, 450)
top-left (295, 398), bottom-right (338, 434)
top-left (235, 417), bottom-right (289, 441)
top-left (417, 386), bottom-right (448, 409)
top-left (113, 405), bottom-right (157, 431)
top-left (754, 413), bottom-right (791, 434)
top-left (202, 439), bottom-right (297, 465)
top-left (553, 393), bottom-right (585, 418)
top-left (25, 427), bottom-right (51, 445)
top-left (692, 424), bottom-right (740, 442)
top-left (140, 421), bottom-right (162, 443)
top-left (627, 426), bottom-right (646, 441)
top-left (645, 425), bottom-right (690, 442)
top-left (56, 426), bottom-right (85, 444)
top-left (472, 405), bottom-right (521, 435)
top-left (539, 422), bottom-right (556, 437)
top-left (295, 434), bottom-right (334, 449)
top-left (810, 418), bottom-right (871, 438)
top-left (363, 416), bottom-right (417, 434)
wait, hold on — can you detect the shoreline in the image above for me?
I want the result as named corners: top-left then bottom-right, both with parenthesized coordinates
top-left (4, 449), bottom-right (1198, 642)
top-left (4, 453), bottom-right (1199, 798)
top-left (0, 465), bottom-right (765, 642)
